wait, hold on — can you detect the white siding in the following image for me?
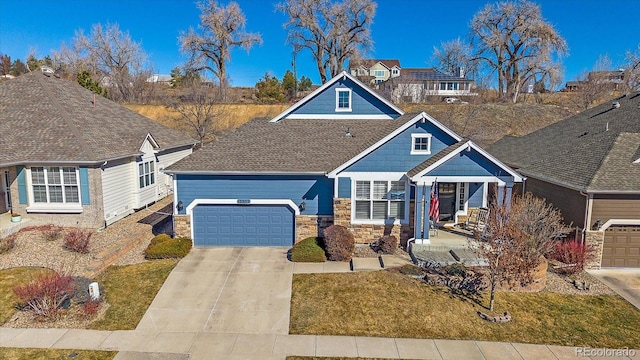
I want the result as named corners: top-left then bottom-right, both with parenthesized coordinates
top-left (135, 139), bottom-right (159, 208)
top-left (157, 146), bottom-right (192, 197)
top-left (101, 157), bottom-right (135, 226)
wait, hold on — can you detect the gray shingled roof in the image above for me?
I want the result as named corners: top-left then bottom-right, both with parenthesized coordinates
top-left (167, 114), bottom-right (421, 173)
top-left (0, 71), bottom-right (197, 166)
top-left (488, 93), bottom-right (640, 192)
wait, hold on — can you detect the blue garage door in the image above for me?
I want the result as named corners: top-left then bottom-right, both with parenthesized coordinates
top-left (192, 204), bottom-right (295, 246)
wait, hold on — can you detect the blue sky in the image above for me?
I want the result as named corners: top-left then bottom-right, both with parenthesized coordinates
top-left (1, 0), bottom-right (639, 87)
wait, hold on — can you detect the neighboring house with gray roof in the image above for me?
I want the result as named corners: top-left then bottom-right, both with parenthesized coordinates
top-left (488, 93), bottom-right (640, 268)
top-left (0, 69), bottom-right (197, 231)
top-left (166, 71), bottom-right (522, 247)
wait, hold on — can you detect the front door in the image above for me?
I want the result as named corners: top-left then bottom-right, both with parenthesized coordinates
top-left (1, 170), bottom-right (10, 213)
top-left (438, 183), bottom-right (457, 222)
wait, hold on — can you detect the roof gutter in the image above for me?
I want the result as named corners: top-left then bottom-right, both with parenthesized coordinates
top-left (0, 153), bottom-right (144, 168)
top-left (162, 170), bottom-right (327, 176)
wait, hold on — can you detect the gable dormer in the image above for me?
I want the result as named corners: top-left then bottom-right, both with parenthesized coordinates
top-left (270, 72), bottom-right (403, 122)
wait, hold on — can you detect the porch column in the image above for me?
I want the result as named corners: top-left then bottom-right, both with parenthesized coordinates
top-left (414, 185), bottom-right (424, 240)
top-left (505, 185), bottom-right (513, 209)
top-left (413, 184), bottom-right (431, 241)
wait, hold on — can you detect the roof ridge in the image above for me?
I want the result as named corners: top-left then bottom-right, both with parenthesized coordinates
top-left (34, 73), bottom-right (97, 160)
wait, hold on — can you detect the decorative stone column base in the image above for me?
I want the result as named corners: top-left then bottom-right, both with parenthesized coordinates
top-left (584, 230), bottom-right (605, 270)
top-left (295, 215), bottom-right (334, 243)
top-left (174, 215), bottom-right (191, 239)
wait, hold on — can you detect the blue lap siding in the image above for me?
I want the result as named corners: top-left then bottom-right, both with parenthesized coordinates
top-left (176, 174), bottom-right (334, 216)
top-left (344, 122), bottom-right (458, 172)
top-left (289, 78), bottom-right (401, 118)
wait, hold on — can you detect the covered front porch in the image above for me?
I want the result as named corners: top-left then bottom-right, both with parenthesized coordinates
top-left (406, 140), bottom-right (524, 245)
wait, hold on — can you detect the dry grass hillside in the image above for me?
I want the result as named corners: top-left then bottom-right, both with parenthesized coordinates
top-left (402, 103), bottom-right (576, 146)
top-left (125, 103), bottom-right (289, 141)
top-left (127, 99), bottom-right (576, 147)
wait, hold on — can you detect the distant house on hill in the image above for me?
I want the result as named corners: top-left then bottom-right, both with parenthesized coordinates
top-left (0, 69), bottom-right (197, 234)
top-left (563, 70), bottom-right (626, 92)
top-left (349, 59), bottom-right (401, 84)
top-left (380, 67), bottom-right (476, 103)
top-left (147, 74), bottom-right (172, 85)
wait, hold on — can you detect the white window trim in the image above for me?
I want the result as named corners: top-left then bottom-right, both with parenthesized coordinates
top-left (351, 179), bottom-right (409, 225)
top-left (138, 160), bottom-right (156, 189)
top-left (26, 166), bottom-right (83, 213)
top-left (335, 88), bottom-right (352, 112)
top-left (411, 133), bottom-right (432, 155)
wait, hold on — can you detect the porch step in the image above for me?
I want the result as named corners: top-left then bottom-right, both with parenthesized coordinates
top-left (82, 226), bottom-right (154, 278)
top-left (410, 242), bottom-right (488, 268)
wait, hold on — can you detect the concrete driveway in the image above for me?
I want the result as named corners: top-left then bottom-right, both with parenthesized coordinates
top-left (588, 268), bottom-right (640, 310)
top-left (136, 247), bottom-right (294, 334)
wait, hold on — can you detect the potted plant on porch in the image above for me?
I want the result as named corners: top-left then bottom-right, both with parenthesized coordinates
top-left (10, 212), bottom-right (21, 223)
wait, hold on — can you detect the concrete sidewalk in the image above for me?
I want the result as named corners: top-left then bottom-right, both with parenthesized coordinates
top-left (3, 328), bottom-right (638, 360)
top-left (2, 248), bottom-right (639, 359)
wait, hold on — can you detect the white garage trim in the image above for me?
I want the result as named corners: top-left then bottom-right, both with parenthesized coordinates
top-left (600, 219), bottom-right (640, 231)
top-left (186, 198), bottom-right (300, 243)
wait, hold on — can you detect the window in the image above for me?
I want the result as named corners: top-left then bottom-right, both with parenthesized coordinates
top-left (373, 70), bottom-right (385, 77)
top-left (138, 160), bottom-right (155, 189)
top-left (458, 182), bottom-right (466, 211)
top-left (392, 69), bottom-right (399, 75)
top-left (31, 167), bottom-right (80, 204)
top-left (354, 180), bottom-right (406, 221)
top-left (440, 82), bottom-right (446, 90)
top-left (411, 133), bottom-right (432, 154)
top-left (335, 88), bottom-right (352, 111)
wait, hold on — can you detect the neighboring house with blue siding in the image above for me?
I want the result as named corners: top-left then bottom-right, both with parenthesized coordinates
top-left (167, 71), bottom-right (522, 247)
top-left (0, 69), bottom-right (197, 234)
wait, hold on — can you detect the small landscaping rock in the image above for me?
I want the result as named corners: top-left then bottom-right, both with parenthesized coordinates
top-left (478, 310), bottom-right (512, 323)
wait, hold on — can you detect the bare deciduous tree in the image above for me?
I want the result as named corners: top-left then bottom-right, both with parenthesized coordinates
top-left (432, 37), bottom-right (478, 78)
top-left (470, 0), bottom-right (567, 103)
top-left (574, 55), bottom-right (615, 110)
top-left (471, 192), bottom-right (570, 311)
top-left (277, 0), bottom-right (376, 84)
top-left (180, 0), bottom-right (262, 90)
top-left (165, 78), bottom-right (225, 145)
top-left (56, 23), bottom-right (152, 103)
top-left (624, 44), bottom-right (640, 91)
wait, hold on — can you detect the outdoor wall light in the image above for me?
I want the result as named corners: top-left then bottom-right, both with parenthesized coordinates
top-left (593, 219), bottom-right (602, 230)
top-left (176, 200), bottom-right (184, 212)
top-left (299, 201), bottom-right (306, 212)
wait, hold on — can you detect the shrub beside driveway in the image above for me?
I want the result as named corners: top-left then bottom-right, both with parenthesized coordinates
top-left (290, 271), bottom-right (640, 348)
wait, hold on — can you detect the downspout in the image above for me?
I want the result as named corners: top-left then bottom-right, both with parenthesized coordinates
top-left (580, 190), bottom-right (590, 243)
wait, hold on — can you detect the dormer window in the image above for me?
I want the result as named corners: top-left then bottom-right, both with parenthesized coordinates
top-left (335, 88), bottom-right (352, 112)
top-left (411, 133), bottom-right (432, 154)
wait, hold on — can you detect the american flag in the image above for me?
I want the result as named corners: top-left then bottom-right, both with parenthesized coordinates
top-left (429, 181), bottom-right (439, 222)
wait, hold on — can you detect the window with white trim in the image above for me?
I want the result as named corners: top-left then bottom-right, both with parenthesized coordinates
top-left (373, 70), bottom-right (385, 77)
top-left (411, 133), bottom-right (432, 154)
top-left (138, 161), bottom-right (155, 189)
top-left (335, 88), bottom-right (352, 111)
top-left (31, 167), bottom-right (80, 204)
top-left (355, 180), bottom-right (406, 221)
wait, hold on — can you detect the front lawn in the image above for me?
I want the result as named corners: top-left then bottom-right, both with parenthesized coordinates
top-left (0, 267), bottom-right (53, 324)
top-left (290, 271), bottom-right (640, 348)
top-left (0, 349), bottom-right (115, 360)
top-left (90, 259), bottom-right (179, 330)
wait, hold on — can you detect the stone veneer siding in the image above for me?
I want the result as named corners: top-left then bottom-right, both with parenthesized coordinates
top-left (174, 214), bottom-right (191, 239)
top-left (295, 215), bottom-right (334, 243)
top-left (584, 230), bottom-right (604, 270)
top-left (333, 198), bottom-right (413, 246)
